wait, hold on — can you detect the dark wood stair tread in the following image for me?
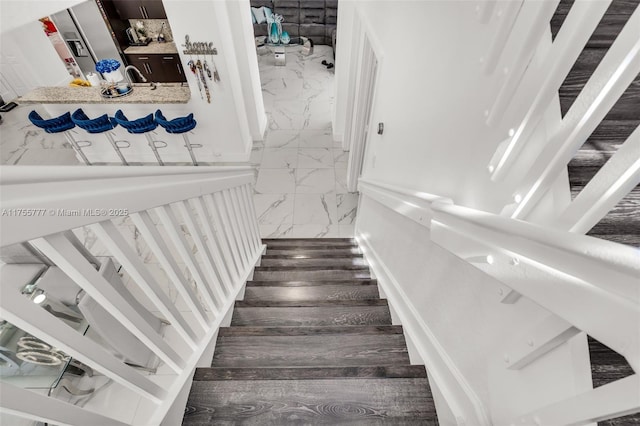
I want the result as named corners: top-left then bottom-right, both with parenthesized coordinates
top-left (183, 378), bottom-right (436, 425)
top-left (212, 333), bottom-right (410, 368)
top-left (219, 325), bottom-right (404, 337)
top-left (255, 265), bottom-right (370, 271)
top-left (231, 305), bottom-right (392, 327)
top-left (262, 253), bottom-right (364, 259)
top-left (260, 258), bottom-right (368, 267)
top-left (235, 299), bottom-right (388, 308)
top-left (253, 269), bottom-right (371, 281)
top-left (194, 365), bottom-right (427, 381)
top-left (265, 248), bottom-right (362, 256)
top-left (263, 238), bottom-right (355, 245)
top-left (244, 284), bottom-right (380, 301)
top-left (247, 279), bottom-right (377, 287)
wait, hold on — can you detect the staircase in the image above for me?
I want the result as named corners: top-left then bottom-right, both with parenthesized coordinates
top-left (182, 238), bottom-right (439, 425)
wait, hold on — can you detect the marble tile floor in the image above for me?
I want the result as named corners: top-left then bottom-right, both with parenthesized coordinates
top-left (0, 104), bottom-right (80, 166)
top-left (253, 45), bottom-right (357, 239)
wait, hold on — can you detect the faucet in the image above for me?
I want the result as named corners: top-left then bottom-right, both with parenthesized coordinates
top-left (124, 65), bottom-right (147, 85)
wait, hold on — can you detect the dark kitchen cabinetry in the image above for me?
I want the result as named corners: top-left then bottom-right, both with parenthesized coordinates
top-left (125, 54), bottom-right (186, 83)
top-left (110, 0), bottom-right (167, 19)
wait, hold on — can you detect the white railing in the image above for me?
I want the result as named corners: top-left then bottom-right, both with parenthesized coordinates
top-left (0, 166), bottom-right (264, 425)
top-left (511, 5), bottom-right (640, 219)
top-left (488, 0), bottom-right (613, 182)
top-left (358, 177), bottom-right (640, 425)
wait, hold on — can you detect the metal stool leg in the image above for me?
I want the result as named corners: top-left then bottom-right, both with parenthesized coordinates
top-left (182, 133), bottom-right (199, 166)
top-left (104, 132), bottom-right (129, 165)
top-left (63, 131), bottom-right (91, 165)
top-left (145, 133), bottom-right (164, 165)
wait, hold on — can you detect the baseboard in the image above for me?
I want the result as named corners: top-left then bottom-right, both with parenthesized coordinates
top-left (356, 233), bottom-right (491, 426)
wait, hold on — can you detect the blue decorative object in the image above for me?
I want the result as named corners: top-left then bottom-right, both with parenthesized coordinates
top-left (281, 31), bottom-right (290, 45)
top-left (269, 22), bottom-right (279, 44)
top-left (95, 59), bottom-right (121, 73)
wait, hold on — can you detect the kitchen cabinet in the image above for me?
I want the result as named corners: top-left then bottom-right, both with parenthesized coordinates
top-left (110, 0), bottom-right (167, 19)
top-left (125, 54), bottom-right (186, 83)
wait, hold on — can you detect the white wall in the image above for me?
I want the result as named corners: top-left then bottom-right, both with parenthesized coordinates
top-left (335, 0), bottom-right (564, 214)
top-left (226, 0), bottom-right (268, 142)
top-left (157, 0), bottom-right (253, 161)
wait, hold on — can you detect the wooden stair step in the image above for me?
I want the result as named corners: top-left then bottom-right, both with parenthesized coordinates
top-left (183, 378), bottom-right (437, 425)
top-left (253, 268), bottom-right (371, 281)
top-left (259, 257), bottom-right (368, 267)
top-left (255, 265), bottom-right (369, 271)
top-left (263, 238), bottom-right (356, 247)
top-left (194, 365), bottom-right (428, 381)
top-left (211, 333), bottom-right (410, 368)
top-left (247, 279), bottom-right (377, 287)
top-left (244, 284), bottom-right (380, 301)
top-left (262, 253), bottom-right (363, 259)
top-left (265, 248), bottom-right (362, 256)
top-left (231, 305), bottom-right (392, 327)
top-left (218, 325), bottom-right (404, 337)
top-left (235, 299), bottom-right (388, 308)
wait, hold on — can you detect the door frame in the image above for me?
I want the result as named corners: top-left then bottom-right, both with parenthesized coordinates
top-left (345, 12), bottom-right (384, 193)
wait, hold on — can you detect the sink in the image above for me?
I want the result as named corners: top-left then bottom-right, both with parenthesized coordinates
top-left (100, 83), bottom-right (133, 98)
top-left (128, 39), bottom-right (152, 47)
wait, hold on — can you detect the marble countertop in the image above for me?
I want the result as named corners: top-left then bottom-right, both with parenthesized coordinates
top-left (124, 41), bottom-right (179, 55)
top-left (17, 84), bottom-right (191, 104)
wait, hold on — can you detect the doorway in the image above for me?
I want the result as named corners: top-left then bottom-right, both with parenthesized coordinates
top-left (346, 33), bottom-right (379, 192)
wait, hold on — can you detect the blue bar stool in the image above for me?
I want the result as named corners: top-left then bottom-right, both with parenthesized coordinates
top-left (114, 110), bottom-right (166, 165)
top-left (71, 109), bottom-right (130, 166)
top-left (155, 110), bottom-right (200, 166)
top-left (28, 111), bottom-right (92, 165)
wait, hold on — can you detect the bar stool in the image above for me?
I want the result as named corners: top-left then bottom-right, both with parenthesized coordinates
top-left (28, 111), bottom-right (92, 165)
top-left (114, 110), bottom-right (166, 166)
top-left (71, 109), bottom-right (130, 166)
top-left (155, 110), bottom-right (200, 166)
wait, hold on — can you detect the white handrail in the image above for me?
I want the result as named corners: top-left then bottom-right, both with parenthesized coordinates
top-left (358, 177), bottom-right (640, 424)
top-left (0, 166), bottom-right (255, 247)
top-left (359, 179), bottom-right (640, 374)
top-left (358, 178), bottom-right (453, 229)
top-left (0, 165), bottom-right (264, 425)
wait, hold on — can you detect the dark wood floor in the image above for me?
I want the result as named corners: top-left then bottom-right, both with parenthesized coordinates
top-left (182, 239), bottom-right (439, 425)
top-left (550, 3), bottom-right (640, 424)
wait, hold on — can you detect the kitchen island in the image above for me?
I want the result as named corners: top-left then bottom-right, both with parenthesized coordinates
top-left (17, 83), bottom-right (190, 105)
top-left (15, 83), bottom-right (207, 165)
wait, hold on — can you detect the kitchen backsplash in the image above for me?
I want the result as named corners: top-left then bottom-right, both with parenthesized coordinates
top-left (129, 19), bottom-right (173, 42)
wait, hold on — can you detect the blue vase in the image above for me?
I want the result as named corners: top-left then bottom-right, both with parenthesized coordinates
top-left (281, 31), bottom-right (290, 44)
top-left (269, 22), bottom-right (280, 44)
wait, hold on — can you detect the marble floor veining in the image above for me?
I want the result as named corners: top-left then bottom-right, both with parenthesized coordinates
top-left (0, 104), bottom-right (80, 166)
top-left (253, 45), bottom-right (357, 239)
